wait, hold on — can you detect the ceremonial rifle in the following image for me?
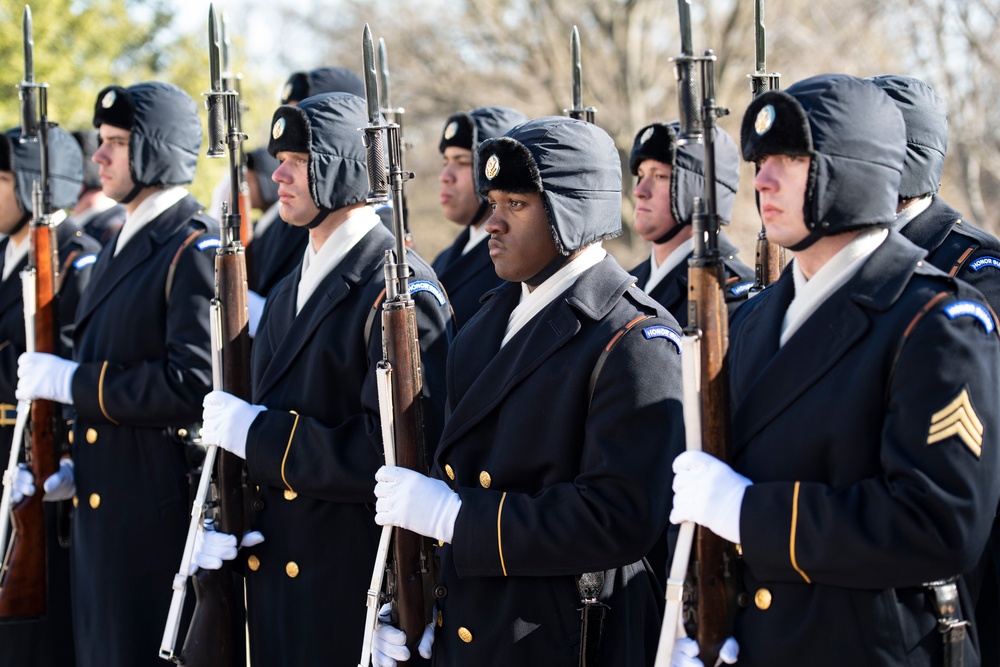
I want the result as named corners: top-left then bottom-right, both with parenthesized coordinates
top-left (376, 37), bottom-right (413, 248)
top-left (748, 0), bottom-right (784, 293)
top-left (220, 12), bottom-right (254, 250)
top-left (0, 4), bottom-right (61, 619)
top-left (159, 5), bottom-right (250, 664)
top-left (654, 2), bottom-right (735, 664)
top-left (358, 24), bottom-right (434, 664)
top-left (565, 25), bottom-right (597, 123)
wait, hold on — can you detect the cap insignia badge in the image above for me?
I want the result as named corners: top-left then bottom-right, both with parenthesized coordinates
top-left (755, 104), bottom-right (775, 135)
top-left (485, 154), bottom-right (500, 180)
top-left (640, 126), bottom-right (655, 145)
top-left (443, 121), bottom-right (458, 141)
top-left (272, 117), bottom-right (286, 140)
top-left (101, 90), bottom-right (116, 109)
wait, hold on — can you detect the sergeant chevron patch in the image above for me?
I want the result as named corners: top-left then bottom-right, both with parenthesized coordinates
top-left (927, 387), bottom-right (984, 457)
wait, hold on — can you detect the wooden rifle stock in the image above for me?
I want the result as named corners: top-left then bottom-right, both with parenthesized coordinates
top-left (175, 6), bottom-right (250, 664)
top-left (687, 252), bottom-right (733, 663)
top-left (180, 249), bottom-right (250, 667)
top-left (382, 301), bottom-right (430, 650)
top-left (0, 222), bottom-right (59, 619)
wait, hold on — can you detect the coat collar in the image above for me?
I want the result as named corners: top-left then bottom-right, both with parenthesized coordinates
top-left (253, 224), bottom-right (392, 399)
top-left (731, 231), bottom-right (926, 449)
top-left (898, 196), bottom-right (962, 257)
top-left (75, 195), bottom-right (204, 326)
top-left (438, 255), bottom-right (632, 449)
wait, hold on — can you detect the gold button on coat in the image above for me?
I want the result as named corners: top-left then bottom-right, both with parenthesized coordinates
top-left (89, 493), bottom-right (101, 509)
top-left (437, 610), bottom-right (443, 627)
top-left (479, 471), bottom-right (491, 488)
top-left (457, 627), bottom-right (473, 643)
top-left (86, 428), bottom-right (98, 444)
top-left (444, 464), bottom-right (455, 480)
top-left (754, 588), bottom-right (772, 610)
top-left (67, 430), bottom-right (74, 444)
top-left (248, 555), bottom-right (260, 571)
top-left (284, 490), bottom-right (297, 501)
top-left (72, 495), bottom-right (78, 508)
top-left (286, 561), bottom-right (299, 578)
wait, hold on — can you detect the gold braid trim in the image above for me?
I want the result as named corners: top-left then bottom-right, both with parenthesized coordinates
top-left (497, 491), bottom-right (508, 576)
top-left (790, 481), bottom-right (811, 583)
top-left (280, 411), bottom-right (300, 493)
top-left (98, 361), bottom-right (119, 425)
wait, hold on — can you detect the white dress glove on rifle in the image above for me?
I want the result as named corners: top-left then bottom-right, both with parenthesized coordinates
top-left (10, 459), bottom-right (75, 503)
top-left (670, 450), bottom-right (752, 544)
top-left (672, 637), bottom-right (740, 667)
top-left (374, 465), bottom-right (462, 544)
top-left (247, 290), bottom-right (265, 339)
top-left (201, 389), bottom-right (267, 460)
top-left (372, 602), bottom-right (435, 666)
top-left (11, 463), bottom-right (35, 504)
top-left (16, 352), bottom-right (78, 405)
top-left (188, 529), bottom-right (265, 575)
top-left (43, 459), bottom-right (76, 501)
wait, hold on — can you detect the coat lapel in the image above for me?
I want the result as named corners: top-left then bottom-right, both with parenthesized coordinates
top-left (253, 227), bottom-right (387, 399)
top-left (75, 196), bottom-right (202, 327)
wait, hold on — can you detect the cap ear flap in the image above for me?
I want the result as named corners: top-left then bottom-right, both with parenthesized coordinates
top-left (476, 137), bottom-right (543, 197)
top-left (741, 90), bottom-right (813, 163)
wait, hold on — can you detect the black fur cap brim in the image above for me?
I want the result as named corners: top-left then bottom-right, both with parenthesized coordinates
top-left (629, 123), bottom-right (678, 175)
top-left (741, 90), bottom-right (813, 163)
top-left (476, 136), bottom-right (542, 197)
top-left (268, 105), bottom-right (312, 157)
top-left (93, 85), bottom-right (135, 131)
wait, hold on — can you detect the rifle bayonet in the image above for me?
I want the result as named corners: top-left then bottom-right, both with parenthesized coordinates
top-left (19, 5), bottom-right (39, 141)
top-left (565, 26), bottom-right (596, 124)
top-left (748, 0), bottom-right (780, 98)
top-left (378, 38), bottom-right (392, 117)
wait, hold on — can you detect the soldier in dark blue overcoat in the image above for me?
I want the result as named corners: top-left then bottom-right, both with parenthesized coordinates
top-left (373, 116), bottom-right (685, 666)
top-left (199, 92), bottom-right (452, 667)
top-left (0, 124), bottom-right (100, 667)
top-left (627, 122), bottom-right (753, 325)
top-left (432, 106), bottom-right (526, 330)
top-left (669, 74), bottom-right (1000, 667)
top-left (16, 81), bottom-right (219, 667)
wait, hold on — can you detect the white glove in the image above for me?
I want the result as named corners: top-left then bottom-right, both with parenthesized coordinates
top-left (189, 528), bottom-right (238, 574)
top-left (670, 451), bottom-right (751, 544)
top-left (16, 352), bottom-right (78, 404)
top-left (188, 528), bottom-right (265, 575)
top-left (201, 390), bottom-right (267, 460)
top-left (42, 459), bottom-right (75, 501)
top-left (374, 466), bottom-right (462, 544)
top-left (672, 636), bottom-right (739, 667)
top-left (418, 621), bottom-right (434, 659)
top-left (374, 603), bottom-right (410, 667)
top-left (247, 290), bottom-right (265, 339)
top-left (10, 463), bottom-right (35, 504)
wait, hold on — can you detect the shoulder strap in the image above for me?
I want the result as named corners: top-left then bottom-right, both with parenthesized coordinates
top-left (587, 314), bottom-right (655, 408)
top-left (165, 229), bottom-right (205, 304)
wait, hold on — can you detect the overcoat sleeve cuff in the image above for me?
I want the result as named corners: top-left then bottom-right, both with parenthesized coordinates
top-left (452, 487), bottom-right (506, 578)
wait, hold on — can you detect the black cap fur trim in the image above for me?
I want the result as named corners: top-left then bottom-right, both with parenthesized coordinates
top-left (476, 136), bottom-right (542, 196)
top-left (439, 113), bottom-right (475, 153)
top-left (0, 134), bottom-right (10, 173)
top-left (93, 85), bottom-right (135, 131)
top-left (629, 123), bottom-right (677, 175)
top-left (268, 106), bottom-right (312, 157)
top-left (740, 91), bottom-right (813, 163)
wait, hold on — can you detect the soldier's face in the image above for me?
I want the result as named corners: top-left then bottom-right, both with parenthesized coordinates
top-left (272, 151), bottom-right (320, 226)
top-left (754, 154), bottom-right (810, 248)
top-left (0, 171), bottom-right (24, 234)
top-left (484, 189), bottom-right (559, 287)
top-left (439, 147), bottom-right (481, 226)
top-left (633, 159), bottom-right (677, 242)
top-left (93, 125), bottom-right (136, 203)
